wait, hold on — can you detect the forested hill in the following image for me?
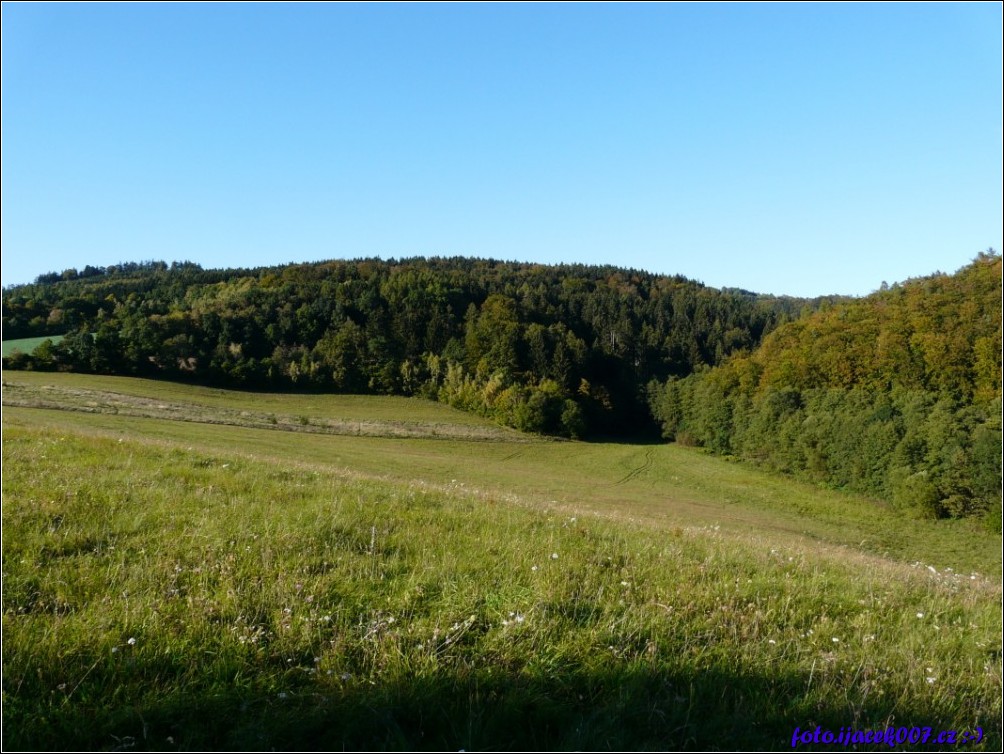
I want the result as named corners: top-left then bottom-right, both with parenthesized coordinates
top-left (649, 251), bottom-right (1002, 522)
top-left (1, 257), bottom-right (828, 436)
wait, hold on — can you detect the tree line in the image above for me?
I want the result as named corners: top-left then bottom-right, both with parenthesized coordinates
top-left (2, 257), bottom-right (818, 437)
top-left (648, 251), bottom-right (1002, 524)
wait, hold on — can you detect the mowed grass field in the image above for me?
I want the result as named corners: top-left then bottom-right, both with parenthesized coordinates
top-left (2, 372), bottom-right (1001, 750)
top-left (1, 335), bottom-right (65, 358)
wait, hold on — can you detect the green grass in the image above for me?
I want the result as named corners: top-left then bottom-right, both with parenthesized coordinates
top-left (1, 335), bottom-right (64, 358)
top-left (2, 372), bottom-right (1001, 750)
top-left (2, 372), bottom-right (528, 442)
top-left (2, 369), bottom-right (500, 426)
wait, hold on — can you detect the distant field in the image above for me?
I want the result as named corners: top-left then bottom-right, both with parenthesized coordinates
top-left (2, 371), bottom-right (1001, 750)
top-left (2, 369), bottom-right (501, 426)
top-left (2, 371), bottom-right (528, 443)
top-left (1, 334), bottom-right (64, 357)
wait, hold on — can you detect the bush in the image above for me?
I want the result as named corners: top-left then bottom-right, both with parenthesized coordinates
top-left (888, 467), bottom-right (944, 519)
top-left (560, 400), bottom-right (587, 439)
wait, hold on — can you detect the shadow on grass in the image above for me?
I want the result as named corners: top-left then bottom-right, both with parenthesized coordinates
top-left (582, 432), bottom-right (667, 446)
top-left (7, 661), bottom-right (1000, 752)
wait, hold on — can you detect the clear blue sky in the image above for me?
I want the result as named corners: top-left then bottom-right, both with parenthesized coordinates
top-left (2, 3), bottom-right (1001, 296)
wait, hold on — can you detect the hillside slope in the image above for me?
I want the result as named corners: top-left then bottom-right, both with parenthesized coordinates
top-left (649, 252), bottom-right (1002, 521)
top-left (2, 257), bottom-right (829, 437)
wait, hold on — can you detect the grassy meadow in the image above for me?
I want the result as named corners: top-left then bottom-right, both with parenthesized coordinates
top-left (2, 372), bottom-right (1001, 750)
top-left (1, 335), bottom-right (65, 358)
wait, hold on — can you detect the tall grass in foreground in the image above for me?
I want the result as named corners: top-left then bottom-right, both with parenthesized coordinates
top-left (3, 426), bottom-right (1001, 750)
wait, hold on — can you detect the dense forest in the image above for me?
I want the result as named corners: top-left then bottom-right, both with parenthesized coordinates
top-left (1, 257), bottom-right (820, 436)
top-left (649, 251), bottom-right (1002, 523)
top-left (3, 252), bottom-right (1000, 523)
